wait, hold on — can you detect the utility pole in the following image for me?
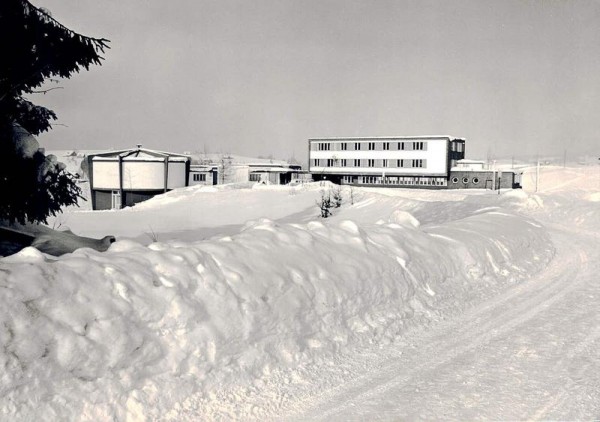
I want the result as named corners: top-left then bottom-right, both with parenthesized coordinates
top-left (535, 159), bottom-right (540, 192)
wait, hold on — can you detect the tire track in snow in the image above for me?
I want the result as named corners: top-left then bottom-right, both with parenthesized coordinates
top-left (525, 245), bottom-right (600, 421)
top-left (527, 321), bottom-right (600, 421)
top-left (286, 231), bottom-right (591, 421)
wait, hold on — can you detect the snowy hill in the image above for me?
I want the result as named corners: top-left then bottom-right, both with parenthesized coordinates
top-left (2, 166), bottom-right (598, 420)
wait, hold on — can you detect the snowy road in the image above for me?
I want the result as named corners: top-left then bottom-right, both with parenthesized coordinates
top-left (284, 223), bottom-right (600, 420)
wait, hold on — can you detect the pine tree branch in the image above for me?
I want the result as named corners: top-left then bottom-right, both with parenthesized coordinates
top-left (30, 87), bottom-right (64, 94)
top-left (25, 1), bottom-right (110, 50)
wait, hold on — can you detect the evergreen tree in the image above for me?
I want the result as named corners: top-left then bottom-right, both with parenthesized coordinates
top-left (0, 0), bottom-right (109, 223)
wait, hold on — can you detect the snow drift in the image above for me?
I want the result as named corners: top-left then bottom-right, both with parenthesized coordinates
top-left (0, 189), bottom-right (553, 421)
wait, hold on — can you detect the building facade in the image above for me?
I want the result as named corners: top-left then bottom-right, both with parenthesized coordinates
top-left (449, 159), bottom-right (522, 189)
top-left (248, 163), bottom-right (302, 185)
top-left (448, 170), bottom-right (522, 190)
top-left (87, 146), bottom-right (191, 210)
top-left (189, 164), bottom-right (218, 186)
top-left (309, 136), bottom-right (465, 188)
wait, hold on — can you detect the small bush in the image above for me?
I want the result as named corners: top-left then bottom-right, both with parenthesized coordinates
top-left (317, 190), bottom-right (333, 218)
top-left (331, 186), bottom-right (343, 208)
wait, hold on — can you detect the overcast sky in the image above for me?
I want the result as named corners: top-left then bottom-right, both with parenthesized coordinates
top-left (34, 0), bottom-right (600, 162)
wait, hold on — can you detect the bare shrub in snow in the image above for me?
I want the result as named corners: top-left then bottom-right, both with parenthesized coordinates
top-left (146, 226), bottom-right (159, 242)
top-left (317, 190), bottom-right (333, 218)
top-left (331, 186), bottom-right (343, 208)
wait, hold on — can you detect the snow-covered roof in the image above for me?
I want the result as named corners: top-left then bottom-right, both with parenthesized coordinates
top-left (457, 159), bottom-right (486, 164)
top-left (189, 153), bottom-right (289, 166)
top-left (90, 147), bottom-right (190, 162)
top-left (247, 163), bottom-right (301, 171)
top-left (451, 167), bottom-right (522, 174)
top-left (190, 164), bottom-right (218, 171)
top-left (249, 166), bottom-right (298, 173)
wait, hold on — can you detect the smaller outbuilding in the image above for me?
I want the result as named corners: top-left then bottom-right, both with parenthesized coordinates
top-left (87, 145), bottom-right (191, 210)
top-left (189, 164), bottom-right (218, 186)
top-left (449, 160), bottom-right (522, 190)
top-left (248, 163), bottom-right (302, 185)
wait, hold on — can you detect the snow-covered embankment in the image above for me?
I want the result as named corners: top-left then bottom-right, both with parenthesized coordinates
top-left (0, 202), bottom-right (553, 420)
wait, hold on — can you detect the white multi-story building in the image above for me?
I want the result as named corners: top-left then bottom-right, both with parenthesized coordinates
top-left (308, 136), bottom-right (465, 187)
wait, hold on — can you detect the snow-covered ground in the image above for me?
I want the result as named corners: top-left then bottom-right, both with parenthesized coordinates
top-left (1, 165), bottom-right (598, 420)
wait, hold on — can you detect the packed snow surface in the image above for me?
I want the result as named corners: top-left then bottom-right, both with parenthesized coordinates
top-left (2, 165), bottom-right (598, 420)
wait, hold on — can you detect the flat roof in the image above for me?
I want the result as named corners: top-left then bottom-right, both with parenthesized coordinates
top-left (308, 135), bottom-right (465, 141)
top-left (457, 159), bottom-right (486, 164)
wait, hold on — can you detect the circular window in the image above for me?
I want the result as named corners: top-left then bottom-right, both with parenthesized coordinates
top-left (452, 177), bottom-right (459, 183)
top-left (462, 177), bottom-right (469, 184)
top-left (472, 177), bottom-right (480, 184)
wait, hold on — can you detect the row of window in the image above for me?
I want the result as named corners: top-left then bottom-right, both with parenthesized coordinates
top-left (314, 141), bottom-right (427, 152)
top-left (313, 158), bottom-right (426, 168)
top-left (192, 173), bottom-right (207, 182)
top-left (341, 175), bottom-right (447, 186)
top-left (450, 141), bottom-right (464, 152)
top-left (452, 176), bottom-right (480, 184)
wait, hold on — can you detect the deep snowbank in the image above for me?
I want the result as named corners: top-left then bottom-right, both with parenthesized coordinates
top-left (0, 204), bottom-right (552, 421)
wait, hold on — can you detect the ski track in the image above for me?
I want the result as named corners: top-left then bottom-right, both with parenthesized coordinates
top-left (281, 226), bottom-right (600, 421)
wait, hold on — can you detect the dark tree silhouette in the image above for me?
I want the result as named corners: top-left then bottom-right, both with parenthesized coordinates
top-left (0, 0), bottom-right (109, 223)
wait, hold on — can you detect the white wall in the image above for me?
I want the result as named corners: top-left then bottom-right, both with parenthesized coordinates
top-left (92, 160), bottom-right (188, 190)
top-left (309, 139), bottom-right (449, 175)
top-left (167, 162), bottom-right (187, 189)
top-left (222, 165), bottom-right (249, 184)
top-left (92, 161), bottom-right (120, 189)
top-left (121, 162), bottom-right (164, 189)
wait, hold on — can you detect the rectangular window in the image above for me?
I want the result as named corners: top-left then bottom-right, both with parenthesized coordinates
top-left (398, 142), bottom-right (405, 150)
top-left (413, 142), bottom-right (425, 150)
top-left (193, 173), bottom-right (206, 182)
top-left (355, 142), bottom-right (361, 151)
top-left (354, 159), bottom-right (361, 167)
top-left (249, 173), bottom-right (261, 182)
top-left (368, 142), bottom-right (375, 150)
top-left (397, 159), bottom-right (404, 167)
top-left (111, 190), bottom-right (121, 210)
top-left (383, 142), bottom-right (390, 150)
top-left (313, 159), bottom-right (320, 166)
top-left (327, 159), bottom-right (334, 167)
top-left (341, 159), bottom-right (347, 166)
top-left (412, 159), bottom-right (424, 167)
top-left (382, 159), bottom-right (388, 167)
top-left (318, 143), bottom-right (331, 151)
top-left (341, 142), bottom-right (347, 151)
top-left (368, 159), bottom-right (375, 167)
